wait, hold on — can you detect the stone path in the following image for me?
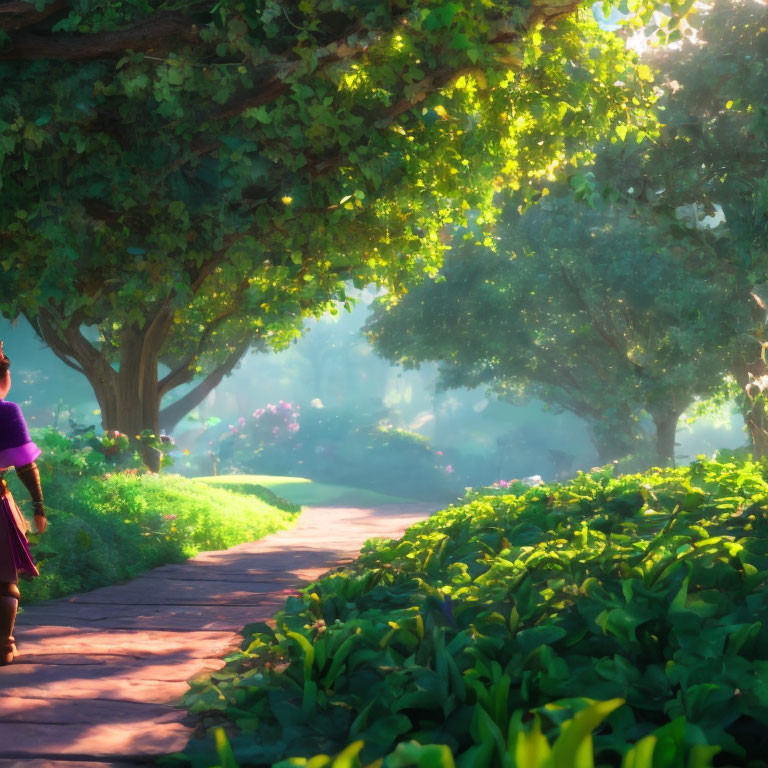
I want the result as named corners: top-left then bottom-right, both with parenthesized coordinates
top-left (0, 503), bottom-right (434, 768)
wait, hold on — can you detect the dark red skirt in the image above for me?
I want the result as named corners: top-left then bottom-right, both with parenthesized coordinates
top-left (0, 490), bottom-right (39, 583)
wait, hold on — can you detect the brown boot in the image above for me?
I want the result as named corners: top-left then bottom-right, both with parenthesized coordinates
top-left (0, 596), bottom-right (18, 665)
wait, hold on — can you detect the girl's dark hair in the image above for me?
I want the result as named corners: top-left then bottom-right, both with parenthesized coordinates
top-left (0, 342), bottom-right (9, 377)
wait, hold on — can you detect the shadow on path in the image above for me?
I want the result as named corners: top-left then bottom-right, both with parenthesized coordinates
top-left (0, 502), bottom-right (436, 765)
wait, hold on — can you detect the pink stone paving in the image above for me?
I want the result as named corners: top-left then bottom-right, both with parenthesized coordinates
top-left (0, 503), bottom-right (434, 767)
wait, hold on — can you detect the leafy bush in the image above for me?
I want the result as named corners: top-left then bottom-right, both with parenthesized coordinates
top-left (209, 404), bottom-right (461, 501)
top-left (31, 425), bottom-right (175, 476)
top-left (218, 401), bottom-right (304, 476)
top-left (173, 459), bottom-right (768, 766)
top-left (208, 697), bottom-right (719, 768)
top-left (9, 454), bottom-right (299, 602)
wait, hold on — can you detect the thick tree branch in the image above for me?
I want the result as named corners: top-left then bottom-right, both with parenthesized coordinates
top-left (25, 309), bottom-right (85, 375)
top-left (213, 31), bottom-right (367, 122)
top-left (51, 306), bottom-right (116, 388)
top-left (0, 11), bottom-right (199, 60)
top-left (159, 337), bottom-right (251, 433)
top-left (0, 0), bottom-right (67, 32)
top-left (184, 5), bottom-right (570, 166)
top-left (211, 2), bottom-right (577, 127)
top-left (135, 296), bottom-right (175, 402)
top-left (0, 1), bottom-right (39, 11)
top-left (158, 279), bottom-right (250, 398)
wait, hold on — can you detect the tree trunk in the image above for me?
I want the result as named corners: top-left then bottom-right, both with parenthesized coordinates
top-left (32, 306), bottom-right (253, 471)
top-left (81, 370), bottom-right (163, 472)
top-left (747, 401), bottom-right (768, 459)
top-left (90, 324), bottom-right (165, 472)
top-left (35, 311), bottom-right (169, 472)
top-left (734, 357), bottom-right (768, 460)
top-left (731, 290), bottom-right (768, 460)
top-left (650, 409), bottom-right (681, 468)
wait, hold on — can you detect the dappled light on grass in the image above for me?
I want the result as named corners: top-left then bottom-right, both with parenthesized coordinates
top-left (7, 470), bottom-right (300, 604)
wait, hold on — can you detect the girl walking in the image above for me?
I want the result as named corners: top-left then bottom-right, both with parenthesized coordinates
top-left (0, 341), bottom-right (47, 665)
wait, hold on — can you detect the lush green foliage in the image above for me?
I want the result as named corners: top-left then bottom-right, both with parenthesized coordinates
top-left (364, 194), bottom-right (736, 467)
top-left (209, 695), bottom-right (719, 768)
top-left (0, 0), bottom-right (682, 444)
top-left (364, 0), bottom-right (765, 469)
top-left (33, 423), bottom-right (177, 473)
top-left (593, 0), bottom-right (768, 452)
top-left (175, 459), bottom-right (768, 766)
top-left (9, 435), bottom-right (299, 601)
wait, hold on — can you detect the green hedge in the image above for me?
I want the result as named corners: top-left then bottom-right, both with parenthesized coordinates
top-left (9, 469), bottom-right (300, 603)
top-left (172, 459), bottom-right (768, 767)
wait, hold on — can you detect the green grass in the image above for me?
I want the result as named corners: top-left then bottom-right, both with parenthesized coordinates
top-left (195, 474), bottom-right (417, 507)
top-left (10, 471), bottom-right (300, 603)
top-left (174, 459), bottom-right (768, 768)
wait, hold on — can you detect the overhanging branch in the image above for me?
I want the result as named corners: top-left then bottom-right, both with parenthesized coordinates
top-left (0, 11), bottom-right (199, 60)
top-left (0, 0), bottom-right (67, 32)
top-left (25, 309), bottom-right (85, 375)
top-left (158, 279), bottom-right (250, 398)
top-left (159, 337), bottom-right (251, 433)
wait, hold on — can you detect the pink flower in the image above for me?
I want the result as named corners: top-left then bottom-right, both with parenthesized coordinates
top-left (445, 464), bottom-right (455, 474)
top-left (238, 417), bottom-right (246, 426)
top-left (287, 422), bottom-right (300, 433)
top-left (272, 426), bottom-right (280, 435)
top-left (436, 451), bottom-right (444, 456)
top-left (267, 404), bottom-right (277, 414)
top-left (163, 514), bottom-right (178, 521)
top-left (497, 480), bottom-right (511, 488)
top-left (253, 408), bottom-right (265, 418)
top-left (281, 402), bottom-right (292, 411)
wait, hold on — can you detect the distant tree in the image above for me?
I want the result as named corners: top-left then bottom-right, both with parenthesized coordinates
top-left (365, 195), bottom-right (735, 467)
top-left (596, 0), bottom-right (768, 454)
top-left (0, 0), bottom-right (683, 467)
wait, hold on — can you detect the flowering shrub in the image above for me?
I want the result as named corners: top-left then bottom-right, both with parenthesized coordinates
top-left (249, 400), bottom-right (301, 444)
top-left (200, 403), bottom-right (460, 501)
top-left (99, 430), bottom-right (130, 457)
top-left (208, 401), bottom-right (302, 475)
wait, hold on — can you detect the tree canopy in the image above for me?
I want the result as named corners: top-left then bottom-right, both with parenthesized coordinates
top-left (0, 0), bottom-right (687, 466)
top-left (364, 192), bottom-right (736, 467)
top-left (365, 0), bottom-right (767, 468)
top-left (596, 0), bottom-right (768, 453)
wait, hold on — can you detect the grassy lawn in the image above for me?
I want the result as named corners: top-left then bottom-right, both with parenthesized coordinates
top-left (194, 474), bottom-right (418, 507)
